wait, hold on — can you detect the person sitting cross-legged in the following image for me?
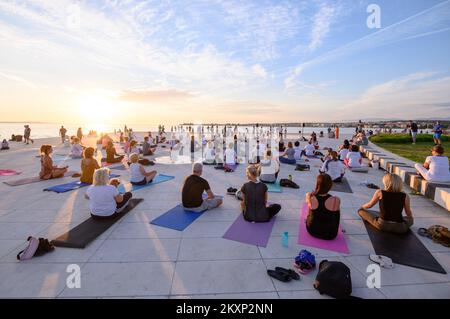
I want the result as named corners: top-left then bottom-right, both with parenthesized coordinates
top-left (358, 173), bottom-right (413, 234)
top-left (236, 165), bottom-right (281, 222)
top-left (181, 163), bottom-right (223, 212)
top-left (85, 168), bottom-right (133, 219)
top-left (414, 145), bottom-right (450, 183)
top-left (129, 153), bottom-right (157, 185)
top-left (305, 174), bottom-right (341, 240)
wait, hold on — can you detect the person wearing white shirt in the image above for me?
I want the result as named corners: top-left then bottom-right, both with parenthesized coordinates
top-left (415, 145), bottom-right (450, 182)
top-left (70, 137), bottom-right (83, 158)
top-left (129, 153), bottom-right (157, 185)
top-left (293, 141), bottom-right (302, 160)
top-left (258, 150), bottom-right (280, 183)
top-left (85, 168), bottom-right (132, 218)
top-left (203, 142), bottom-right (216, 165)
top-left (345, 145), bottom-right (362, 168)
top-left (338, 148), bottom-right (349, 161)
top-left (224, 143), bottom-right (237, 165)
top-left (301, 141), bottom-right (316, 157)
top-left (320, 151), bottom-right (345, 182)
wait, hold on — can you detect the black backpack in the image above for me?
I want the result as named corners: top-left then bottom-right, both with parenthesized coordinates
top-left (279, 179), bottom-right (300, 189)
top-left (295, 164), bottom-right (310, 171)
top-left (313, 260), bottom-right (352, 299)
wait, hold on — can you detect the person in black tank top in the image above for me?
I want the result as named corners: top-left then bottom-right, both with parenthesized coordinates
top-left (305, 174), bottom-right (341, 240)
top-left (358, 173), bottom-right (414, 234)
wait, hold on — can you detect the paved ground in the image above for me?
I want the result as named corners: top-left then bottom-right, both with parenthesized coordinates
top-left (0, 133), bottom-right (449, 299)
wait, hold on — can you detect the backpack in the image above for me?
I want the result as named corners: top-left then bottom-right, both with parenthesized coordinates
top-left (295, 164), bottom-right (310, 171)
top-left (421, 225), bottom-right (450, 247)
top-left (17, 237), bottom-right (55, 261)
top-left (313, 260), bottom-right (352, 299)
top-left (279, 179), bottom-right (299, 189)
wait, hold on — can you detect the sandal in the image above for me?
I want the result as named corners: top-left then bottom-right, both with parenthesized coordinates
top-left (267, 269), bottom-right (291, 282)
top-left (369, 254), bottom-right (394, 269)
top-left (275, 267), bottom-right (300, 280)
top-left (227, 187), bottom-right (237, 195)
top-left (418, 228), bottom-right (431, 238)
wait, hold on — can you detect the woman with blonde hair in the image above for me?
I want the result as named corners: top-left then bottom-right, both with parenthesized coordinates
top-left (129, 153), bottom-right (157, 185)
top-left (358, 173), bottom-right (413, 234)
top-left (39, 144), bottom-right (68, 180)
top-left (85, 168), bottom-right (132, 219)
top-left (236, 165), bottom-right (281, 222)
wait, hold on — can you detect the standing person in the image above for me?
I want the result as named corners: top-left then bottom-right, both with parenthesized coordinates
top-left (432, 121), bottom-right (444, 145)
top-left (410, 120), bottom-right (418, 144)
top-left (24, 125), bottom-right (33, 144)
top-left (59, 126), bottom-right (67, 143)
top-left (77, 127), bottom-right (83, 142)
top-left (335, 126), bottom-right (340, 140)
top-left (236, 165), bottom-right (281, 222)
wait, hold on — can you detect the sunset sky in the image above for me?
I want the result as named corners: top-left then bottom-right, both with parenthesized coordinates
top-left (1, 0), bottom-right (449, 126)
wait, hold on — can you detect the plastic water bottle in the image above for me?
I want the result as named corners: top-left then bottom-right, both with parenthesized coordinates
top-left (282, 232), bottom-right (289, 247)
top-left (288, 175), bottom-right (292, 181)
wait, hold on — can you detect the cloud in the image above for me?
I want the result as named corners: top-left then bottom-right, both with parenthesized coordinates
top-left (0, 71), bottom-right (37, 89)
top-left (308, 3), bottom-right (338, 52)
top-left (119, 89), bottom-right (195, 103)
top-left (252, 64), bottom-right (267, 79)
top-left (341, 72), bottom-right (450, 119)
top-left (285, 0), bottom-right (450, 89)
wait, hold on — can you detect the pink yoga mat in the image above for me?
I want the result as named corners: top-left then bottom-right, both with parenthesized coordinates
top-left (0, 169), bottom-right (21, 176)
top-left (297, 203), bottom-right (349, 254)
top-left (223, 214), bottom-right (276, 247)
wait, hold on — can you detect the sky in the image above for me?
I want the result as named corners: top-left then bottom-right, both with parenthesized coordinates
top-left (0, 0), bottom-right (449, 126)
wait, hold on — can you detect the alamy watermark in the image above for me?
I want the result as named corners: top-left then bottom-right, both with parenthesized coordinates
top-left (367, 4), bottom-right (381, 29)
top-left (366, 263), bottom-right (381, 288)
top-left (66, 264), bottom-right (81, 289)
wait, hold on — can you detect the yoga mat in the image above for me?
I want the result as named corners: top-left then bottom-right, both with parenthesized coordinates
top-left (150, 205), bottom-right (205, 231)
top-left (350, 167), bottom-right (369, 173)
top-left (331, 178), bottom-right (353, 194)
top-left (297, 203), bottom-right (349, 254)
top-left (222, 214), bottom-right (276, 247)
top-left (0, 169), bottom-right (21, 176)
top-left (51, 198), bottom-right (143, 248)
top-left (118, 174), bottom-right (175, 193)
top-left (362, 211), bottom-right (446, 274)
top-left (264, 182), bottom-right (282, 193)
top-left (43, 174), bottom-right (120, 193)
top-left (3, 171), bottom-right (77, 186)
top-left (110, 164), bottom-right (127, 170)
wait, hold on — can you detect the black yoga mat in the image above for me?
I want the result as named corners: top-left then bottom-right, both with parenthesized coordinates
top-left (51, 198), bottom-right (143, 248)
top-left (362, 212), bottom-right (446, 274)
top-left (331, 178), bottom-right (353, 193)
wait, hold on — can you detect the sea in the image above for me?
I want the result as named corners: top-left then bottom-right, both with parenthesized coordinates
top-left (0, 122), bottom-right (399, 140)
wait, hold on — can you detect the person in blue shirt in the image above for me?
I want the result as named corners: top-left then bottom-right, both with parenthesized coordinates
top-left (433, 121), bottom-right (444, 145)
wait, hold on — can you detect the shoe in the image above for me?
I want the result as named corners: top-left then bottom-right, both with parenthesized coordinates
top-left (267, 269), bottom-right (291, 282)
top-left (275, 267), bottom-right (300, 280)
top-left (227, 187), bottom-right (237, 194)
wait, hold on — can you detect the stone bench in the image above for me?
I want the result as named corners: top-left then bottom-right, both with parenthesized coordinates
top-left (362, 145), bottom-right (450, 212)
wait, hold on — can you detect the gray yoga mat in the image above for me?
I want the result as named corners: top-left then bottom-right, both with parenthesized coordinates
top-left (51, 198), bottom-right (143, 248)
top-left (3, 171), bottom-right (77, 186)
top-left (331, 178), bottom-right (353, 193)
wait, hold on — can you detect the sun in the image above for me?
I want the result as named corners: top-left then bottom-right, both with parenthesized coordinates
top-left (77, 94), bottom-right (118, 132)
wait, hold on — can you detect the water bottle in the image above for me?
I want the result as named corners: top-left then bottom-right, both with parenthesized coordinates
top-left (282, 232), bottom-right (289, 247)
top-left (288, 174), bottom-right (292, 181)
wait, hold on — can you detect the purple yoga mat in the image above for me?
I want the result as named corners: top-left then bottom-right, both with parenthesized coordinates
top-left (222, 214), bottom-right (276, 247)
top-left (297, 203), bottom-right (349, 254)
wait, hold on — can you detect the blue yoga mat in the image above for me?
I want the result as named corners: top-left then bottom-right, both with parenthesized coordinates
top-left (118, 174), bottom-right (175, 193)
top-left (150, 205), bottom-right (206, 231)
top-left (43, 174), bottom-right (120, 193)
top-left (264, 182), bottom-right (282, 193)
